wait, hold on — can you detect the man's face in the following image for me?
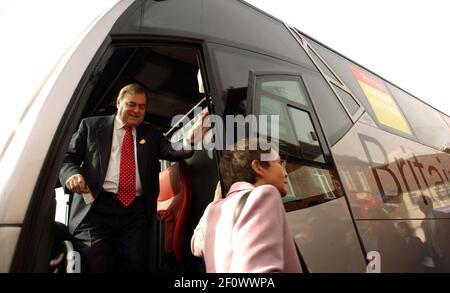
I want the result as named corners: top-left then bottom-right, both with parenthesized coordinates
top-left (116, 92), bottom-right (146, 127)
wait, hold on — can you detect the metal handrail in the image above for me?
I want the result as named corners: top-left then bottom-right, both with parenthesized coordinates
top-left (164, 97), bottom-right (207, 137)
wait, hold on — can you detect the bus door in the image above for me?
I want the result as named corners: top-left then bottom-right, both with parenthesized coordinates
top-left (247, 71), bottom-right (368, 272)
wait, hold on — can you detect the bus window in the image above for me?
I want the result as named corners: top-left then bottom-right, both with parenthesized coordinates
top-left (306, 43), bottom-right (341, 85)
top-left (302, 36), bottom-right (423, 142)
top-left (287, 28), bottom-right (364, 123)
top-left (287, 106), bottom-right (324, 163)
top-left (302, 36), bottom-right (375, 119)
top-left (210, 43), bottom-right (352, 146)
top-left (249, 72), bottom-right (344, 210)
top-left (259, 94), bottom-right (299, 154)
top-left (283, 159), bottom-right (339, 206)
top-left (330, 83), bottom-right (360, 116)
top-left (252, 73), bottom-right (329, 160)
top-left (260, 78), bottom-right (309, 107)
top-left (387, 84), bottom-right (450, 150)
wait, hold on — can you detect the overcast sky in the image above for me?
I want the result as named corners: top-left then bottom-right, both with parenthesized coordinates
top-left (245, 0), bottom-right (450, 116)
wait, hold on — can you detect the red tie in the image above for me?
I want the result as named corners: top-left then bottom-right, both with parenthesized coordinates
top-left (117, 126), bottom-right (136, 207)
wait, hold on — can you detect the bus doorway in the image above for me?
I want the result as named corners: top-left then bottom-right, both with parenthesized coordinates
top-left (14, 40), bottom-right (219, 273)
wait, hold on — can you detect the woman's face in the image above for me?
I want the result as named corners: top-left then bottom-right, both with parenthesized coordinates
top-left (259, 150), bottom-right (288, 196)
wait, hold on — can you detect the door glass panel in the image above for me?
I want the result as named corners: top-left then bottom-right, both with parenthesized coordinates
top-left (283, 158), bottom-right (341, 205)
top-left (259, 95), bottom-right (299, 150)
top-left (288, 106), bottom-right (324, 163)
top-left (253, 75), bottom-right (345, 210)
top-left (261, 79), bottom-right (308, 106)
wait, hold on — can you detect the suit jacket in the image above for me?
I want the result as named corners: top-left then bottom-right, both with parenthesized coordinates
top-left (59, 115), bottom-right (192, 233)
top-left (191, 182), bottom-right (302, 273)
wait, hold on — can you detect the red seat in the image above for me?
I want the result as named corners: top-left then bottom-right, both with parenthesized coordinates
top-left (157, 161), bottom-right (191, 263)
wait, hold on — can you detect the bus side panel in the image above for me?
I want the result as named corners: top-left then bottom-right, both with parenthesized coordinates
top-left (287, 197), bottom-right (367, 272)
top-left (0, 228), bottom-right (20, 272)
top-left (332, 121), bottom-right (450, 272)
top-left (356, 219), bottom-right (450, 272)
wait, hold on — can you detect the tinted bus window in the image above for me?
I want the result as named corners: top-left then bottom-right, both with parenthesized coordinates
top-left (117, 0), bottom-right (311, 66)
top-left (209, 43), bottom-right (305, 99)
top-left (387, 84), bottom-right (450, 150)
top-left (308, 44), bottom-right (341, 84)
top-left (261, 78), bottom-right (309, 107)
top-left (305, 37), bottom-right (417, 139)
top-left (331, 83), bottom-right (360, 116)
top-left (283, 160), bottom-right (339, 206)
top-left (251, 75), bottom-right (341, 206)
top-left (304, 37), bottom-right (374, 114)
top-left (259, 94), bottom-right (299, 148)
top-left (209, 43), bottom-right (352, 146)
top-left (288, 106), bottom-right (324, 163)
top-left (302, 73), bottom-right (352, 145)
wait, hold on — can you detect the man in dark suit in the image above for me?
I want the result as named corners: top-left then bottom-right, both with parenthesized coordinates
top-left (59, 83), bottom-right (208, 272)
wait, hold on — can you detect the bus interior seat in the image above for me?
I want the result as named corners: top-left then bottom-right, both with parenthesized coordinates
top-left (155, 160), bottom-right (191, 270)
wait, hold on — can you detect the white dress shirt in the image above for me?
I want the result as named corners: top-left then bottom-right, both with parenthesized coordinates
top-left (103, 116), bottom-right (143, 196)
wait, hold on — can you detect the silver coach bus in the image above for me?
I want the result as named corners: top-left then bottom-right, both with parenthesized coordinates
top-left (0, 0), bottom-right (449, 272)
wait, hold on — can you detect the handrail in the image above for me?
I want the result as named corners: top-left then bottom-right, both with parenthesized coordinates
top-left (164, 97), bottom-right (207, 137)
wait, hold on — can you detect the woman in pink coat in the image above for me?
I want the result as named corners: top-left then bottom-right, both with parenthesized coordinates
top-left (191, 138), bottom-right (302, 273)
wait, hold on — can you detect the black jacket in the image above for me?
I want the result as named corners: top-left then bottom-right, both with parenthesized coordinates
top-left (59, 115), bottom-right (192, 233)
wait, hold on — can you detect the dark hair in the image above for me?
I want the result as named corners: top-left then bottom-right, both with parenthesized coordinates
top-left (219, 138), bottom-right (274, 191)
top-left (117, 83), bottom-right (147, 103)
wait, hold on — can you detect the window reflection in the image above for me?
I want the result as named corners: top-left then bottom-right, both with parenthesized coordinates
top-left (288, 106), bottom-right (324, 163)
top-left (261, 79), bottom-right (309, 106)
top-left (283, 158), bottom-right (338, 204)
top-left (259, 95), bottom-right (298, 146)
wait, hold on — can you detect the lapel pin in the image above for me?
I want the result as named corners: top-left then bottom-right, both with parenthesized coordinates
top-left (139, 139), bottom-right (146, 145)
